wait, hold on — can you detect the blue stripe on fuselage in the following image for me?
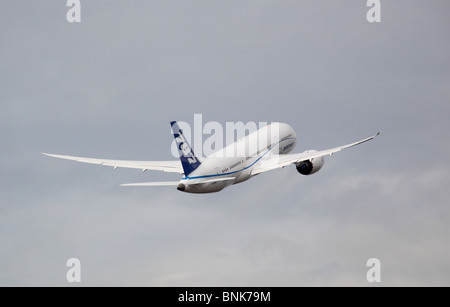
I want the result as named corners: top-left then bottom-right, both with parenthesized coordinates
top-left (181, 137), bottom-right (295, 180)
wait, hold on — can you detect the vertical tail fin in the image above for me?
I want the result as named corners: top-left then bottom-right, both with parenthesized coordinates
top-left (170, 121), bottom-right (201, 176)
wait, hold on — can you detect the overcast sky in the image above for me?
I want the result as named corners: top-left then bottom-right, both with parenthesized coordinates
top-left (1, 0), bottom-right (450, 286)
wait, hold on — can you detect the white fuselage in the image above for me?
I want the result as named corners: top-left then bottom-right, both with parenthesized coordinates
top-left (178, 123), bottom-right (297, 193)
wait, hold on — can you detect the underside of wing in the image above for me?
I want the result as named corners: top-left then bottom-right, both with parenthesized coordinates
top-left (252, 132), bottom-right (379, 175)
top-left (42, 153), bottom-right (183, 174)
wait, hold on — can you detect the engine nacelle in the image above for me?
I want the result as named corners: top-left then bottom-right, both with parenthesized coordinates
top-left (295, 150), bottom-right (324, 175)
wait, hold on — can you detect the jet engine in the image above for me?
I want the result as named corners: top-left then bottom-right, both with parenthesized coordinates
top-left (295, 151), bottom-right (324, 175)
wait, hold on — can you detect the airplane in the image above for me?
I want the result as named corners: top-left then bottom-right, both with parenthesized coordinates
top-left (43, 122), bottom-right (379, 193)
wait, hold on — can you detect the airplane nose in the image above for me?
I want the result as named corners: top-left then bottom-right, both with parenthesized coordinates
top-left (177, 183), bottom-right (186, 191)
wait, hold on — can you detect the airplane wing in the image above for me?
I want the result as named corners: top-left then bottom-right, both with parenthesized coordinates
top-left (42, 153), bottom-right (183, 174)
top-left (252, 132), bottom-right (379, 175)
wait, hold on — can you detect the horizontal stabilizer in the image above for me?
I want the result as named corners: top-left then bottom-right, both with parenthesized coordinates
top-left (121, 177), bottom-right (235, 187)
